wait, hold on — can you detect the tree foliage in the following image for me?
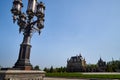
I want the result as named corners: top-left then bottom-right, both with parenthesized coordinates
top-left (106, 60), bottom-right (120, 72)
top-left (44, 66), bottom-right (66, 73)
top-left (44, 60), bottom-right (120, 73)
top-left (33, 65), bottom-right (40, 70)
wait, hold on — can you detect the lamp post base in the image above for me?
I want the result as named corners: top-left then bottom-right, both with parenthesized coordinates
top-left (13, 64), bottom-right (33, 70)
top-left (13, 58), bottom-right (33, 70)
top-left (13, 36), bottom-right (33, 70)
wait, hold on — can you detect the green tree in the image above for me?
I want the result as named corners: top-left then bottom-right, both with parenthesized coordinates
top-left (107, 60), bottom-right (120, 72)
top-left (86, 64), bottom-right (97, 72)
top-left (44, 67), bottom-right (50, 72)
top-left (62, 67), bottom-right (67, 72)
top-left (50, 66), bottom-right (53, 73)
top-left (34, 65), bottom-right (40, 70)
top-left (0, 65), bottom-right (2, 70)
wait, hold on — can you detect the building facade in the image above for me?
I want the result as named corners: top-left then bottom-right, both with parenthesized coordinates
top-left (67, 54), bottom-right (86, 72)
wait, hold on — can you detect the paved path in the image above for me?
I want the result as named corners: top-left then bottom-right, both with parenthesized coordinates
top-left (83, 72), bottom-right (120, 75)
top-left (44, 77), bottom-right (119, 80)
top-left (44, 77), bottom-right (88, 80)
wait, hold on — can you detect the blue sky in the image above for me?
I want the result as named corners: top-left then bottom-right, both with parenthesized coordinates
top-left (0, 0), bottom-right (120, 69)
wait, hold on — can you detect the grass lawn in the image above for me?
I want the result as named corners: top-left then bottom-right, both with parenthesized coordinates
top-left (46, 72), bottom-right (120, 79)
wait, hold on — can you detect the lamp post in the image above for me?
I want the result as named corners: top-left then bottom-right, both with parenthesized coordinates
top-left (11, 0), bottom-right (45, 70)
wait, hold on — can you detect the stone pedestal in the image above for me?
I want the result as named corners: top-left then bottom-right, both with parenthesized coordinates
top-left (0, 70), bottom-right (45, 80)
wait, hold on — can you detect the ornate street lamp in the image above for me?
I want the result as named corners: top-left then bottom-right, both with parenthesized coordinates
top-left (11, 0), bottom-right (45, 70)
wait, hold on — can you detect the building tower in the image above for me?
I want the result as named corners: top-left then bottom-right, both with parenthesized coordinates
top-left (67, 54), bottom-right (86, 72)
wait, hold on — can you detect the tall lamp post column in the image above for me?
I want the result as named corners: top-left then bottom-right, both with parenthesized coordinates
top-left (11, 0), bottom-right (45, 70)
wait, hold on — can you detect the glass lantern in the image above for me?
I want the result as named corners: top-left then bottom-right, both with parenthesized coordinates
top-left (37, 18), bottom-right (44, 29)
top-left (17, 13), bottom-right (26, 28)
top-left (36, 2), bottom-right (45, 18)
top-left (26, 0), bottom-right (37, 18)
top-left (11, 0), bottom-right (23, 15)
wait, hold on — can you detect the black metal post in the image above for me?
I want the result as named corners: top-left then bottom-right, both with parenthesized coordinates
top-left (13, 27), bottom-right (33, 70)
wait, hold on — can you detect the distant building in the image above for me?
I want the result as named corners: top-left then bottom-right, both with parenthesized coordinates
top-left (97, 57), bottom-right (106, 72)
top-left (67, 54), bottom-right (86, 72)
